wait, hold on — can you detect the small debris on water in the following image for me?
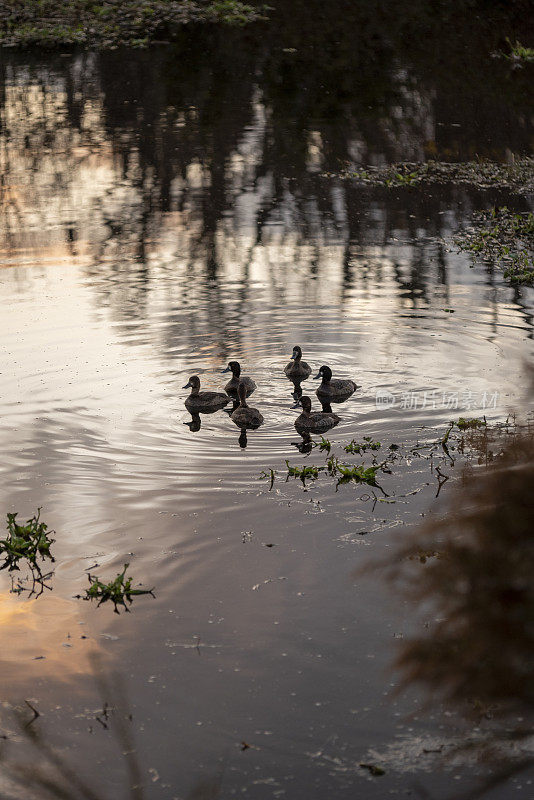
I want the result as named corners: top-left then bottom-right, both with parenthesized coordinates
top-left (359, 762), bottom-right (385, 776)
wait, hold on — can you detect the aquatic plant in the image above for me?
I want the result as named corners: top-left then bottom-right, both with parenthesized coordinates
top-left (81, 563), bottom-right (154, 613)
top-left (0, 509), bottom-right (55, 570)
top-left (0, 509), bottom-right (55, 596)
top-left (285, 460), bottom-right (323, 485)
top-left (344, 436), bottom-right (381, 454)
top-left (336, 159), bottom-right (534, 194)
top-left (454, 207), bottom-right (534, 285)
top-left (335, 463), bottom-right (381, 487)
top-left (503, 38), bottom-right (534, 64)
top-left (259, 468), bottom-right (276, 490)
top-left (314, 436), bottom-right (332, 454)
top-left (456, 417), bottom-right (486, 430)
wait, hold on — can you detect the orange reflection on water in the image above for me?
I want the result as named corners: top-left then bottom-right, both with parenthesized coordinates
top-left (0, 592), bottom-right (98, 688)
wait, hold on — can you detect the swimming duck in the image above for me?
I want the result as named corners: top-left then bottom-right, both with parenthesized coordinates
top-left (284, 345), bottom-right (312, 379)
top-left (314, 365), bottom-right (358, 402)
top-left (222, 361), bottom-right (256, 396)
top-left (293, 395), bottom-right (340, 433)
top-left (183, 376), bottom-right (230, 412)
top-left (231, 382), bottom-right (264, 428)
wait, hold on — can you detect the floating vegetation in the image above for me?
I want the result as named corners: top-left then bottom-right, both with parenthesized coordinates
top-left (344, 437), bottom-right (381, 455)
top-left (456, 417), bottom-right (486, 430)
top-left (285, 460), bottom-right (323, 485)
top-left (0, 509), bottom-right (55, 597)
top-left (259, 468), bottom-right (276, 490)
top-left (314, 436), bottom-right (332, 454)
top-left (335, 463), bottom-right (381, 487)
top-left (329, 159), bottom-right (534, 194)
top-left (261, 419), bottom-right (525, 504)
top-left (454, 207), bottom-right (534, 284)
top-left (79, 563), bottom-right (154, 614)
top-left (0, 1), bottom-right (266, 49)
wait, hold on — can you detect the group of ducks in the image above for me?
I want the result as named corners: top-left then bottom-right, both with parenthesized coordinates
top-left (183, 346), bottom-right (358, 437)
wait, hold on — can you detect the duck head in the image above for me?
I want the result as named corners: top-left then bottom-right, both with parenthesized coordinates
top-left (183, 375), bottom-right (201, 393)
top-left (292, 395), bottom-right (312, 414)
top-left (222, 360), bottom-right (241, 377)
top-left (291, 345), bottom-right (303, 361)
top-left (314, 365), bottom-right (332, 382)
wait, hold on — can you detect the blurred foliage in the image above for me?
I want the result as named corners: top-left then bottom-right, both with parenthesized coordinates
top-left (393, 427), bottom-right (534, 715)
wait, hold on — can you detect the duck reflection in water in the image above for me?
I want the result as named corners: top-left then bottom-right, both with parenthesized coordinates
top-left (292, 430), bottom-right (314, 454)
top-left (290, 378), bottom-right (304, 404)
top-left (292, 395), bottom-right (340, 434)
top-left (183, 411), bottom-right (202, 432)
top-left (183, 406), bottom-right (227, 432)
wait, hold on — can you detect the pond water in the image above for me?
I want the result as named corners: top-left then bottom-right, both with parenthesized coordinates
top-left (1, 7), bottom-right (533, 798)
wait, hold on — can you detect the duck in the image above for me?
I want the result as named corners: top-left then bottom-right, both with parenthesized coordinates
top-left (231, 382), bottom-right (264, 428)
top-left (222, 361), bottom-right (257, 396)
top-left (183, 376), bottom-right (231, 412)
top-left (314, 365), bottom-right (358, 402)
top-left (293, 395), bottom-right (340, 433)
top-left (284, 345), bottom-right (312, 379)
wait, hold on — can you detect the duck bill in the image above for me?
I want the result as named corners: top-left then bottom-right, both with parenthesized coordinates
top-left (182, 381), bottom-right (192, 388)
top-left (291, 400), bottom-right (302, 410)
top-left (222, 366), bottom-right (231, 373)
top-left (313, 372), bottom-right (322, 380)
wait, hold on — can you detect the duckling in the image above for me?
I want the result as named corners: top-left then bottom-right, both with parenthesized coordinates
top-left (231, 382), bottom-right (264, 428)
top-left (314, 365), bottom-right (358, 402)
top-left (284, 345), bottom-right (312, 379)
top-left (222, 361), bottom-right (257, 396)
top-left (293, 395), bottom-right (340, 433)
top-left (183, 376), bottom-right (230, 412)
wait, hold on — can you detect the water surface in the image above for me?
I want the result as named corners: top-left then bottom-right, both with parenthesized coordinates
top-left (1, 10), bottom-right (534, 798)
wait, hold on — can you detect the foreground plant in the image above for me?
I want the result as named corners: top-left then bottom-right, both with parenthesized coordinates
top-left (80, 563), bottom-right (154, 613)
top-left (392, 432), bottom-right (534, 712)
